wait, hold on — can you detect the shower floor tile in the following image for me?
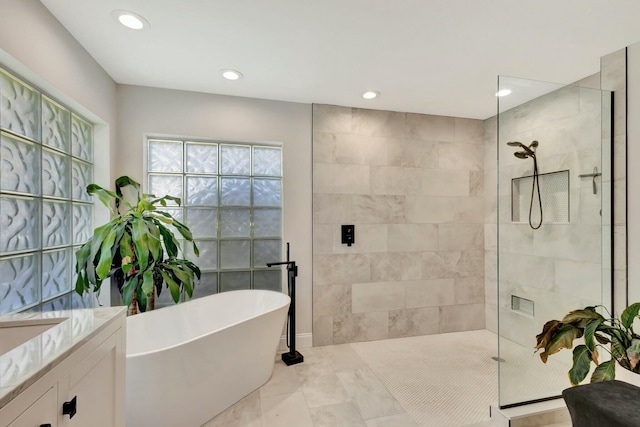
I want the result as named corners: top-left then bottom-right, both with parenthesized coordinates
top-left (203, 329), bottom-right (567, 427)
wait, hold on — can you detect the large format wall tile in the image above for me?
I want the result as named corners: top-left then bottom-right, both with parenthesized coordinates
top-left (440, 303), bottom-right (485, 333)
top-left (370, 252), bottom-right (422, 281)
top-left (455, 118), bottom-right (484, 144)
top-left (313, 105), bottom-right (485, 344)
top-left (351, 195), bottom-right (406, 223)
top-left (313, 104), bottom-right (352, 133)
top-left (406, 113), bottom-right (454, 142)
top-left (314, 163), bottom-right (370, 194)
top-left (454, 276), bottom-right (485, 305)
top-left (421, 169), bottom-right (469, 196)
top-left (437, 141), bottom-right (483, 171)
top-left (387, 139), bottom-right (437, 168)
top-left (313, 253), bottom-right (371, 285)
top-left (370, 166), bottom-right (422, 195)
top-left (387, 224), bottom-right (437, 252)
top-left (314, 284), bottom-right (352, 316)
top-left (352, 282), bottom-right (405, 313)
top-left (405, 279), bottom-right (455, 308)
top-left (438, 223), bottom-right (484, 251)
top-left (389, 307), bottom-right (439, 338)
top-left (333, 312), bottom-right (389, 344)
top-left (352, 109), bottom-right (406, 138)
top-left (333, 134), bottom-right (389, 166)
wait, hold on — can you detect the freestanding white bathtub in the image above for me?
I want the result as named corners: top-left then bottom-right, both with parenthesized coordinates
top-left (125, 290), bottom-right (290, 427)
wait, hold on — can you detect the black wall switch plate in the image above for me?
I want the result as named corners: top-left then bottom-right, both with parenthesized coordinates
top-left (341, 224), bottom-right (355, 246)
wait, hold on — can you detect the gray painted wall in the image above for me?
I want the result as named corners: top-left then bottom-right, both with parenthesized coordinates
top-left (0, 0), bottom-right (116, 304)
top-left (115, 85), bottom-right (314, 337)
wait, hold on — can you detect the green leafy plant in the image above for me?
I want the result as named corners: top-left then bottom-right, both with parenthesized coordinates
top-left (535, 303), bottom-right (640, 385)
top-left (75, 176), bottom-right (200, 314)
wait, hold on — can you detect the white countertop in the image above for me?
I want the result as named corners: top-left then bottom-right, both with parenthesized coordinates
top-left (0, 306), bottom-right (126, 408)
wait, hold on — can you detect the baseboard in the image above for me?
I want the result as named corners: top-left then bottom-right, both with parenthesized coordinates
top-left (279, 333), bottom-right (313, 350)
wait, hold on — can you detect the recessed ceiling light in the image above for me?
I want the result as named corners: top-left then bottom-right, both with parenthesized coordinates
top-left (222, 69), bottom-right (243, 81)
top-left (112, 10), bottom-right (149, 30)
top-left (362, 90), bottom-right (380, 100)
top-left (495, 89), bottom-right (512, 97)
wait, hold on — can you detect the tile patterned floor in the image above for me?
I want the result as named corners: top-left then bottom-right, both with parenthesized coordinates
top-left (203, 330), bottom-right (571, 427)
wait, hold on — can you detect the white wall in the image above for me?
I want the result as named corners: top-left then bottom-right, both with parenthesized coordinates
top-left (115, 85), bottom-right (313, 338)
top-left (0, 0), bottom-right (117, 304)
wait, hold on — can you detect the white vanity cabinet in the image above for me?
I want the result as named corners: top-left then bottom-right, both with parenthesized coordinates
top-left (7, 386), bottom-right (57, 427)
top-left (0, 308), bottom-right (126, 427)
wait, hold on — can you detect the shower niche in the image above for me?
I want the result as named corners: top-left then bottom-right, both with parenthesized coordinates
top-left (511, 170), bottom-right (570, 224)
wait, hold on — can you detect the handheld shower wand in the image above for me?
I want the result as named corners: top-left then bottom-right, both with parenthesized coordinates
top-left (507, 140), bottom-right (542, 230)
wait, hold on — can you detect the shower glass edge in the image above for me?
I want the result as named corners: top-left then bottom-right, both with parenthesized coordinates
top-left (496, 75), bottom-right (612, 408)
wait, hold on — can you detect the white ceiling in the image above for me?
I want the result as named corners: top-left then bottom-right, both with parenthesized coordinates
top-left (40, 0), bottom-right (640, 120)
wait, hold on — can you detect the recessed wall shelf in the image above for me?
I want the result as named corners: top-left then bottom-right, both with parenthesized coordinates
top-left (511, 170), bottom-right (569, 224)
top-left (511, 295), bottom-right (534, 316)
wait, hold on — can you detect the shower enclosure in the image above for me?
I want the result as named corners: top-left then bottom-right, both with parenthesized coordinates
top-left (496, 76), bottom-right (612, 407)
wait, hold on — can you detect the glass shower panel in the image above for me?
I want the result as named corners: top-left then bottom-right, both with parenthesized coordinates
top-left (497, 76), bottom-right (612, 407)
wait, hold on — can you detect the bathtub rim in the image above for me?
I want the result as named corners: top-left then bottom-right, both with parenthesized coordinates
top-left (126, 289), bottom-right (290, 358)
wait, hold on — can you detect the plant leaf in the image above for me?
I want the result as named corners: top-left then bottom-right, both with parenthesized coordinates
top-left (164, 263), bottom-right (191, 284)
top-left (562, 308), bottom-right (604, 328)
top-left (595, 333), bottom-right (611, 345)
top-left (121, 276), bottom-right (138, 306)
top-left (584, 318), bottom-right (603, 352)
top-left (87, 184), bottom-right (118, 212)
top-left (119, 231), bottom-right (133, 260)
top-left (150, 195), bottom-right (182, 207)
top-left (535, 320), bottom-right (562, 352)
top-left (115, 176), bottom-right (140, 213)
top-left (537, 324), bottom-right (583, 363)
top-left (131, 218), bottom-right (150, 269)
top-left (137, 197), bottom-right (155, 213)
top-left (145, 222), bottom-right (163, 262)
top-left (96, 227), bottom-right (118, 279)
top-left (137, 284), bottom-right (147, 312)
top-left (75, 270), bottom-right (88, 295)
top-left (156, 222), bottom-right (179, 258)
top-left (621, 303), bottom-right (640, 329)
top-left (141, 266), bottom-right (155, 296)
top-left (605, 326), bottom-right (632, 361)
top-left (160, 270), bottom-right (181, 303)
top-left (172, 219), bottom-right (194, 241)
top-left (569, 345), bottom-right (594, 385)
top-left (591, 359), bottom-right (616, 383)
top-left (626, 339), bottom-right (640, 371)
top-left (115, 176), bottom-right (140, 197)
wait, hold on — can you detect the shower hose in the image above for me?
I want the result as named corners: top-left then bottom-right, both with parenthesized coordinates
top-left (529, 157), bottom-right (543, 229)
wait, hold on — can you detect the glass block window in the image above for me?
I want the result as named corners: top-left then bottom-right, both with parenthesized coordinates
top-left (0, 67), bottom-right (95, 314)
top-left (148, 139), bottom-right (282, 306)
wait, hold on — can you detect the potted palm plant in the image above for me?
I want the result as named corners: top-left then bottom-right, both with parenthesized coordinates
top-left (535, 303), bottom-right (640, 384)
top-left (75, 176), bottom-right (200, 314)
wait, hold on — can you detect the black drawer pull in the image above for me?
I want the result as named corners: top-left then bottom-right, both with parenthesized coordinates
top-left (40, 424), bottom-right (52, 427)
top-left (63, 396), bottom-right (77, 418)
